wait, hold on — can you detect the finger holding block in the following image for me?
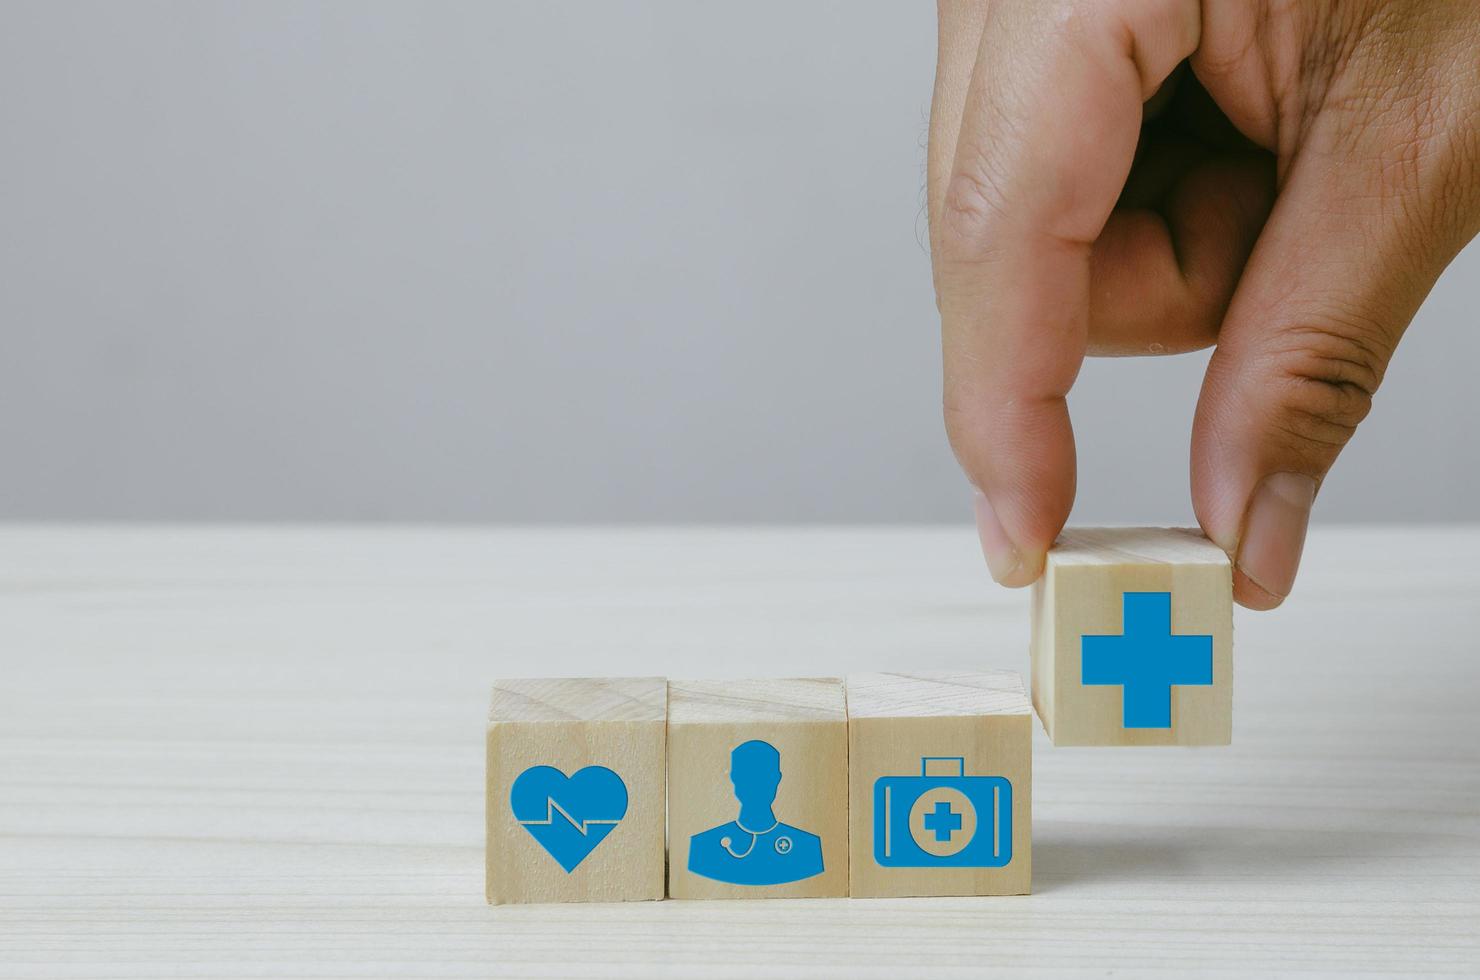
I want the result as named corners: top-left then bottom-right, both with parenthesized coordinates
top-left (1030, 527), bottom-right (1233, 746)
top-left (847, 671), bottom-right (1032, 898)
top-left (486, 677), bottom-right (666, 905)
top-left (667, 678), bottom-right (848, 900)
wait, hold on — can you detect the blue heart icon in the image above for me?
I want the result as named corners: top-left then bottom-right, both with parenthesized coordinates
top-left (510, 765), bottom-right (629, 873)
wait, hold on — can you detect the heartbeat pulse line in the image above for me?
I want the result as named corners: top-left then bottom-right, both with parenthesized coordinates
top-left (517, 797), bottom-right (621, 836)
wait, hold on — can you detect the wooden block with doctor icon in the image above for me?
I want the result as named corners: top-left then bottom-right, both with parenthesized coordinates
top-left (666, 678), bottom-right (849, 899)
top-left (847, 671), bottom-right (1032, 897)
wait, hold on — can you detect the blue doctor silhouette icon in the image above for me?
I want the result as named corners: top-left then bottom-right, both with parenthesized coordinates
top-left (687, 739), bottom-right (824, 886)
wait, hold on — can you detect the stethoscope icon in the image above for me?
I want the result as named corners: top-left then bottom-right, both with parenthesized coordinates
top-left (720, 819), bottom-right (792, 859)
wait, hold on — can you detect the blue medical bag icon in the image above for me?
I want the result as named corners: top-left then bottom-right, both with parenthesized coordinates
top-left (872, 757), bottom-right (1011, 868)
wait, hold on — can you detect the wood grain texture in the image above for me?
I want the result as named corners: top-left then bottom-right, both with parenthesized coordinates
top-left (486, 677), bottom-right (665, 904)
top-left (1, 526), bottom-right (1477, 977)
top-left (847, 672), bottom-right (1031, 898)
top-left (667, 679), bottom-right (848, 900)
top-left (489, 676), bottom-right (666, 724)
top-left (1031, 527), bottom-right (1233, 746)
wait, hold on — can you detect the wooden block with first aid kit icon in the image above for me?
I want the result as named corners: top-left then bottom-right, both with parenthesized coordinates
top-left (1030, 527), bottom-right (1234, 746)
top-left (846, 671), bottom-right (1031, 898)
top-left (666, 678), bottom-right (849, 900)
top-left (485, 677), bottom-right (666, 905)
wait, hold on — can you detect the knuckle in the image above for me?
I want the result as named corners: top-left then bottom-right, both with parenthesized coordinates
top-left (942, 392), bottom-right (980, 452)
top-left (1265, 311), bottom-right (1393, 457)
top-left (938, 166), bottom-right (1011, 263)
top-left (1269, 375), bottom-right (1369, 457)
top-left (941, 396), bottom-right (987, 479)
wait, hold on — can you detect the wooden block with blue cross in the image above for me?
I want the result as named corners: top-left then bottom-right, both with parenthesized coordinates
top-left (1029, 527), bottom-right (1232, 746)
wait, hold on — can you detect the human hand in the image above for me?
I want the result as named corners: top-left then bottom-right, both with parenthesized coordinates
top-left (928, 0), bottom-right (1480, 608)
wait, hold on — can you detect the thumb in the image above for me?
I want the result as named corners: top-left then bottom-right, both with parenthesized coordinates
top-left (1191, 82), bottom-right (1480, 608)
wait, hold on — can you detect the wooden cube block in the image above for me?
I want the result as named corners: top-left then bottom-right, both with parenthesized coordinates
top-left (486, 677), bottom-right (666, 905)
top-left (667, 678), bottom-right (849, 900)
top-left (1030, 527), bottom-right (1233, 746)
top-left (846, 671), bottom-right (1031, 898)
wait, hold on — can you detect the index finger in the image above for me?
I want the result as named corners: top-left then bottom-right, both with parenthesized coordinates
top-left (929, 0), bottom-right (1200, 582)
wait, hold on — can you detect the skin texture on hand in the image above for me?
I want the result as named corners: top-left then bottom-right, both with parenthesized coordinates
top-left (929, 0), bottom-right (1480, 608)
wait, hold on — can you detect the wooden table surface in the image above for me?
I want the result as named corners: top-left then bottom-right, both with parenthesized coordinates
top-left (2, 525), bottom-right (1477, 978)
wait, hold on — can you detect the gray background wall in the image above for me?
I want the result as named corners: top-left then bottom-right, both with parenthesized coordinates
top-left (1, 1), bottom-right (1475, 523)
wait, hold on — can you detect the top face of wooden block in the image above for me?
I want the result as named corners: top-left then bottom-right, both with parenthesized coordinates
top-left (667, 677), bottom-right (845, 724)
top-left (1047, 527), bottom-right (1229, 568)
top-left (846, 671), bottom-right (1031, 719)
top-left (489, 676), bottom-right (666, 724)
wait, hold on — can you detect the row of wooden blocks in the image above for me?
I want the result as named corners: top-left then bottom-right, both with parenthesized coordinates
top-left (486, 527), bottom-right (1234, 904)
top-left (488, 671), bottom-right (1031, 904)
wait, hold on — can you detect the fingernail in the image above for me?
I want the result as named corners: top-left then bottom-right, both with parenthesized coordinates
top-left (1235, 472), bottom-right (1316, 600)
top-left (972, 488), bottom-right (1022, 583)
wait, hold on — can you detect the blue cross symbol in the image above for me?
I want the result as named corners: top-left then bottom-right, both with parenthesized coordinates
top-left (922, 800), bottom-right (962, 842)
top-left (1081, 592), bottom-right (1213, 728)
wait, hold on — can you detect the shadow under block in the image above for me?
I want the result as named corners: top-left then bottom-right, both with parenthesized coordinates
top-left (485, 677), bottom-right (666, 905)
top-left (667, 678), bottom-right (849, 900)
top-left (1030, 527), bottom-right (1233, 746)
top-left (846, 671), bottom-right (1032, 898)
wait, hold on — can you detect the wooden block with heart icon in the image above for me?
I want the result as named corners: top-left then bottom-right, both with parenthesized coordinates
top-left (486, 676), bottom-right (667, 904)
